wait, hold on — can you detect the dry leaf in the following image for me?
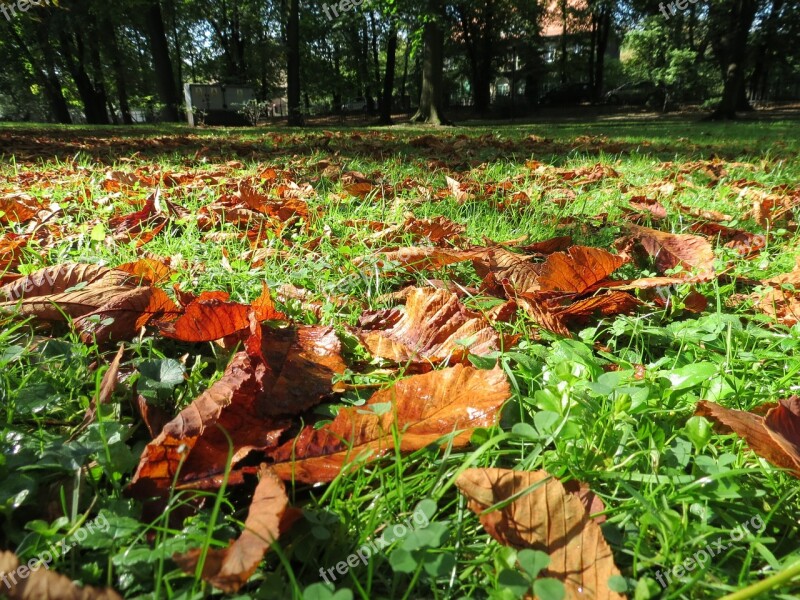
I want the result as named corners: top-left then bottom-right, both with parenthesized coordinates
top-left (269, 364), bottom-right (510, 483)
top-left (357, 287), bottom-right (511, 365)
top-left (173, 465), bottom-right (290, 593)
top-left (456, 468), bottom-right (624, 599)
top-left (0, 550), bottom-right (122, 599)
top-left (696, 398), bottom-right (800, 476)
top-left (622, 224), bottom-right (715, 280)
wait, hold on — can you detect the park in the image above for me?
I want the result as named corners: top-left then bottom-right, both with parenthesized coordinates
top-left (1, 0), bottom-right (799, 598)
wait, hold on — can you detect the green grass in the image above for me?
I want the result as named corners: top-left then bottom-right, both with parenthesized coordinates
top-left (1, 117), bottom-right (800, 599)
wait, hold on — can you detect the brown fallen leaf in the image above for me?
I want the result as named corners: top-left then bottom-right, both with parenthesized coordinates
top-left (357, 287), bottom-right (512, 366)
top-left (696, 398), bottom-right (800, 476)
top-left (515, 235), bottom-right (573, 255)
top-left (620, 224), bottom-right (715, 280)
top-left (366, 247), bottom-right (484, 273)
top-left (0, 549), bottom-right (122, 599)
top-left (0, 195), bottom-right (39, 224)
top-left (690, 223), bottom-right (766, 257)
top-left (0, 263), bottom-right (128, 301)
top-left (173, 465), bottom-right (290, 593)
top-left (159, 284), bottom-right (286, 342)
top-left (473, 247), bottom-right (541, 293)
top-left (0, 267), bottom-right (179, 344)
top-left (511, 288), bottom-right (640, 337)
top-left (268, 364), bottom-right (511, 483)
top-left (70, 344), bottom-right (125, 440)
top-left (116, 258), bottom-right (175, 286)
top-left (456, 468), bottom-right (624, 600)
top-left (537, 246), bottom-right (625, 294)
top-left (627, 196), bottom-right (667, 221)
top-left (128, 323), bottom-right (346, 497)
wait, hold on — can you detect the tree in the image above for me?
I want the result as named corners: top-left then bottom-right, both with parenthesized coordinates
top-left (286, 0), bottom-right (304, 125)
top-left (411, 9), bottom-right (449, 125)
top-left (145, 0), bottom-right (181, 121)
top-left (380, 20), bottom-right (398, 124)
top-left (707, 0), bottom-right (758, 119)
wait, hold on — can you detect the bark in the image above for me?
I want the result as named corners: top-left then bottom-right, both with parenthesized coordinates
top-left (145, 0), bottom-right (181, 121)
top-left (104, 23), bottom-right (133, 124)
top-left (400, 33), bottom-right (412, 109)
top-left (457, 2), bottom-right (493, 115)
top-left (58, 28), bottom-right (109, 124)
top-left (592, 3), bottom-right (611, 102)
top-left (709, 0), bottom-right (758, 120)
top-left (559, 0), bottom-right (568, 84)
top-left (749, 0), bottom-right (784, 101)
top-left (379, 22), bottom-right (398, 125)
top-left (370, 11), bottom-right (382, 112)
top-left (286, 0), bottom-right (304, 125)
top-left (410, 19), bottom-right (450, 125)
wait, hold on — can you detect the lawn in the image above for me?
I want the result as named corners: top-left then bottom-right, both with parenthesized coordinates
top-left (1, 117), bottom-right (800, 600)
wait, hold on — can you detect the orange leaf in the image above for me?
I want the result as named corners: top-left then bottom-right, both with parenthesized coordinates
top-left (269, 364), bottom-right (510, 483)
top-left (128, 324), bottom-right (346, 497)
top-left (0, 196), bottom-right (38, 224)
top-left (696, 398), bottom-right (800, 476)
top-left (116, 258), bottom-right (175, 285)
top-left (159, 285), bottom-right (285, 342)
top-left (622, 224), bottom-right (715, 280)
top-left (357, 287), bottom-right (512, 366)
top-left (456, 468), bottom-right (624, 599)
top-left (173, 465), bottom-right (290, 593)
top-left (537, 246), bottom-right (625, 294)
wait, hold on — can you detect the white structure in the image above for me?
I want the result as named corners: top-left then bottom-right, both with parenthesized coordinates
top-left (184, 83), bottom-right (255, 126)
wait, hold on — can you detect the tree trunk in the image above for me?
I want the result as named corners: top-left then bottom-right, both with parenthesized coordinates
top-left (592, 5), bottom-right (611, 103)
top-left (145, 0), bottom-right (181, 121)
top-left (411, 20), bottom-right (449, 125)
top-left (286, 0), bottom-right (303, 125)
top-left (559, 0), bottom-right (568, 84)
top-left (379, 22), bottom-right (398, 125)
top-left (19, 22), bottom-right (72, 123)
top-left (749, 0), bottom-right (784, 102)
top-left (105, 24), bottom-right (133, 125)
top-left (709, 0), bottom-right (758, 120)
top-left (400, 35), bottom-right (411, 110)
top-left (58, 30), bottom-right (109, 124)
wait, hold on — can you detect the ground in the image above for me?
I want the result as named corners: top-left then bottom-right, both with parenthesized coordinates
top-left (1, 113), bottom-right (799, 599)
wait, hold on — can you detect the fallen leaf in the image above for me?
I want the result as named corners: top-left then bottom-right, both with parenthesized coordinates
top-left (269, 364), bottom-right (510, 483)
top-left (473, 247), bottom-right (541, 293)
top-left (696, 398), bottom-right (800, 476)
top-left (0, 549), bottom-right (122, 599)
top-left (173, 465), bottom-right (290, 593)
top-left (357, 287), bottom-right (511, 366)
top-left (621, 224), bottom-right (715, 280)
top-left (366, 247), bottom-right (484, 273)
top-left (456, 468), bottom-right (624, 599)
top-left (537, 246), bottom-right (625, 294)
top-left (690, 223), bottom-right (765, 257)
top-left (128, 323), bottom-right (346, 497)
top-left (159, 284), bottom-right (286, 342)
